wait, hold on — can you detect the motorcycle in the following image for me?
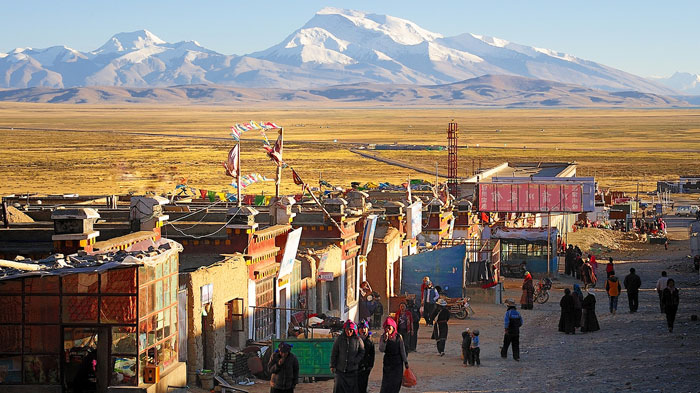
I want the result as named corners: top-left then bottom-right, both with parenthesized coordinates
top-left (533, 277), bottom-right (553, 304)
top-left (445, 297), bottom-right (474, 319)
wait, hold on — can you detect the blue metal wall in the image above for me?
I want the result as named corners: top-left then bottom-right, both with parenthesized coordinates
top-left (401, 244), bottom-right (466, 298)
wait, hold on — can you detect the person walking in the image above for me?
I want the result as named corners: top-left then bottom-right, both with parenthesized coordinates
top-left (623, 267), bottom-right (642, 313)
top-left (422, 282), bottom-right (439, 326)
top-left (357, 321), bottom-right (375, 393)
top-left (395, 302), bottom-right (413, 356)
top-left (605, 273), bottom-right (622, 315)
top-left (430, 299), bottom-right (450, 356)
top-left (407, 298), bottom-right (420, 352)
top-left (565, 245), bottom-right (575, 276)
top-left (470, 329), bottom-right (481, 366)
top-left (572, 284), bottom-right (584, 330)
top-left (581, 288), bottom-right (600, 333)
top-left (558, 288), bottom-right (576, 334)
top-left (656, 271), bottom-right (669, 313)
top-left (606, 257), bottom-right (615, 278)
top-left (520, 271), bottom-right (534, 310)
top-left (330, 320), bottom-right (365, 393)
top-left (501, 299), bottom-right (523, 361)
top-left (379, 318), bottom-right (409, 393)
top-left (268, 342), bottom-right (299, 393)
top-left (661, 279), bottom-right (680, 333)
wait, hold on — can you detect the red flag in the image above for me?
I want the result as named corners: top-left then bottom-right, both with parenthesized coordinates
top-left (200, 189), bottom-right (207, 200)
top-left (223, 144), bottom-right (239, 177)
top-left (263, 134), bottom-right (283, 165)
top-left (292, 168), bottom-right (304, 186)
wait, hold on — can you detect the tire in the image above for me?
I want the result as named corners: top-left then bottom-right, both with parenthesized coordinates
top-left (536, 291), bottom-right (549, 304)
top-left (454, 308), bottom-right (468, 320)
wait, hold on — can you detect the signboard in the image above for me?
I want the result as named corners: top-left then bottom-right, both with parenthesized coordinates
top-left (492, 176), bottom-right (595, 212)
top-left (406, 201), bottom-right (423, 239)
top-left (318, 271), bottom-right (334, 281)
top-left (271, 338), bottom-right (334, 377)
top-left (360, 214), bottom-right (378, 256)
top-left (478, 183), bottom-right (586, 213)
top-left (278, 227), bottom-right (302, 278)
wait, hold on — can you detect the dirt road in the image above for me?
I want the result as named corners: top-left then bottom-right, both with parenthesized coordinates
top-left (196, 232), bottom-right (699, 393)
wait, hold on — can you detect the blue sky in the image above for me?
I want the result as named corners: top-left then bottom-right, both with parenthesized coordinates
top-left (2, 1), bottom-right (698, 77)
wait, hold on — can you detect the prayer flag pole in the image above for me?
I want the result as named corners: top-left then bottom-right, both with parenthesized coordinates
top-left (237, 141), bottom-right (241, 207)
top-left (275, 127), bottom-right (284, 198)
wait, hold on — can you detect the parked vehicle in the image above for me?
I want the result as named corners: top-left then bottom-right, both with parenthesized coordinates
top-left (444, 297), bottom-right (473, 319)
top-left (533, 277), bottom-right (553, 304)
top-left (676, 205), bottom-right (699, 217)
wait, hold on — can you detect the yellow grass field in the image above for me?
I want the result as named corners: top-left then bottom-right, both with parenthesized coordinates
top-left (0, 103), bottom-right (699, 196)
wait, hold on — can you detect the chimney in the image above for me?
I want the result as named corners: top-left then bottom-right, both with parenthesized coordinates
top-left (323, 198), bottom-right (348, 222)
top-left (269, 196), bottom-right (297, 225)
top-left (51, 208), bottom-right (100, 254)
top-left (129, 196), bottom-right (169, 240)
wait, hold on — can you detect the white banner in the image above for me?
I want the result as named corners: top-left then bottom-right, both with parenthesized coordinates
top-left (278, 227), bottom-right (302, 278)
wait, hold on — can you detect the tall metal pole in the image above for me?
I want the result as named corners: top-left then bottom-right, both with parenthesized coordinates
top-left (237, 141), bottom-right (242, 207)
top-left (547, 211), bottom-right (551, 277)
top-left (275, 127), bottom-right (284, 199)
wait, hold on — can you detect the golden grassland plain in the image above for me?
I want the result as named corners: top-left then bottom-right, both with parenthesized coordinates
top-left (0, 103), bottom-right (699, 196)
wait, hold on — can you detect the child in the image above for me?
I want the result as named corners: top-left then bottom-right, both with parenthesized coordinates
top-left (461, 328), bottom-right (472, 367)
top-left (470, 329), bottom-right (480, 366)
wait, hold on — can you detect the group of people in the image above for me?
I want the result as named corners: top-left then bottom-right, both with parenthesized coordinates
top-left (564, 244), bottom-right (598, 288)
top-left (558, 284), bottom-right (601, 334)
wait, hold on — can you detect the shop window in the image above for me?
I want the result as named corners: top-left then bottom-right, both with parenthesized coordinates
top-left (111, 356), bottom-right (137, 386)
top-left (62, 295), bottom-right (98, 323)
top-left (155, 263), bottom-right (162, 280)
top-left (62, 273), bottom-right (98, 294)
top-left (101, 268), bottom-right (137, 294)
top-left (25, 296), bottom-right (59, 323)
top-left (156, 311), bottom-right (164, 342)
top-left (147, 284), bottom-right (156, 315)
top-left (170, 275), bottom-right (178, 305)
top-left (100, 296), bottom-right (137, 324)
top-left (139, 286), bottom-right (149, 318)
top-left (64, 328), bottom-right (97, 353)
top-left (0, 355), bottom-right (22, 384)
top-left (163, 307), bottom-right (171, 338)
top-left (23, 355), bottom-right (59, 383)
top-left (112, 326), bottom-right (137, 355)
top-left (24, 325), bottom-right (60, 353)
top-left (0, 296), bottom-right (22, 323)
top-left (171, 255), bottom-right (178, 275)
top-left (0, 279), bottom-right (22, 294)
top-left (138, 265), bottom-right (155, 285)
top-left (160, 336), bottom-right (176, 371)
top-left (170, 307), bottom-right (177, 338)
top-left (155, 280), bottom-right (163, 310)
top-left (163, 279), bottom-right (170, 312)
top-left (0, 325), bottom-right (21, 352)
top-left (162, 258), bottom-right (171, 276)
top-left (24, 276), bottom-right (59, 294)
top-left (139, 318), bottom-right (155, 350)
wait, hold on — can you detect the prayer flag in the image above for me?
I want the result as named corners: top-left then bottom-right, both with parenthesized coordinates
top-left (223, 144), bottom-right (239, 177)
top-left (200, 189), bottom-right (207, 200)
top-left (217, 192), bottom-right (226, 201)
top-left (207, 190), bottom-right (216, 202)
top-left (230, 126), bottom-right (241, 141)
top-left (292, 168), bottom-right (304, 186)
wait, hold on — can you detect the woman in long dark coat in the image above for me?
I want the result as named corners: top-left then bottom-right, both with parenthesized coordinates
top-left (358, 321), bottom-right (375, 393)
top-left (520, 271), bottom-right (534, 310)
top-left (558, 288), bottom-right (576, 334)
top-left (581, 288), bottom-right (600, 332)
top-left (661, 278), bottom-right (680, 333)
top-left (572, 284), bottom-right (584, 329)
top-left (430, 299), bottom-right (450, 356)
top-left (379, 317), bottom-right (409, 393)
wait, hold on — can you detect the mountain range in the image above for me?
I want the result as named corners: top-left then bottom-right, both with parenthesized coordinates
top-left (0, 7), bottom-right (696, 102)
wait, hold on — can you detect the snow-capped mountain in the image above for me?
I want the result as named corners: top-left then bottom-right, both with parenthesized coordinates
top-left (0, 9), bottom-right (678, 95)
top-left (651, 72), bottom-right (700, 95)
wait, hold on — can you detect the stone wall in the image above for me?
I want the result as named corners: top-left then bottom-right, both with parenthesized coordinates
top-left (182, 254), bottom-right (248, 383)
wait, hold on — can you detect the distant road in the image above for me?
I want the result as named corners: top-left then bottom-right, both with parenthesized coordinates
top-left (2, 125), bottom-right (700, 153)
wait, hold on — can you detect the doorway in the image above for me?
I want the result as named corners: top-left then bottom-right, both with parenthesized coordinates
top-left (63, 327), bottom-right (109, 393)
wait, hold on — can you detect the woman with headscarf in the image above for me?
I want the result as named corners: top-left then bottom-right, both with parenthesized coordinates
top-left (572, 284), bottom-right (584, 330)
top-left (359, 281), bottom-right (373, 323)
top-left (269, 341), bottom-right (299, 393)
top-left (357, 321), bottom-right (375, 393)
top-left (330, 320), bottom-right (365, 393)
top-left (379, 317), bottom-right (409, 393)
top-left (395, 302), bottom-right (413, 355)
top-left (430, 299), bottom-right (451, 356)
top-left (558, 288), bottom-right (576, 334)
top-left (581, 288), bottom-right (600, 333)
top-left (520, 271), bottom-right (534, 310)
top-left (661, 278), bottom-right (680, 333)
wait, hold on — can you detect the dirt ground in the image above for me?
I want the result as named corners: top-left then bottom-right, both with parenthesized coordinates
top-left (188, 225), bottom-right (700, 393)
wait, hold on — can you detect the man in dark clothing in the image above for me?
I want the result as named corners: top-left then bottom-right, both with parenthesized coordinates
top-left (501, 299), bottom-right (523, 361)
top-left (407, 298), bottom-right (421, 351)
top-left (565, 245), bottom-right (575, 276)
top-left (330, 320), bottom-right (365, 393)
top-left (623, 267), bottom-right (642, 313)
top-left (423, 282), bottom-right (439, 325)
top-left (357, 321), bottom-right (375, 393)
top-left (269, 342), bottom-right (299, 393)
